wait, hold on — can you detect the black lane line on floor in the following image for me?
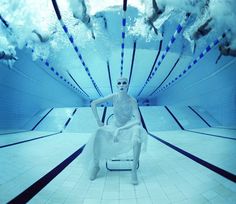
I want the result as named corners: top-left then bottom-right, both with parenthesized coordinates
top-left (213, 127), bottom-right (236, 131)
top-left (62, 108), bottom-right (77, 131)
top-left (185, 129), bottom-right (236, 141)
top-left (139, 108), bottom-right (236, 183)
top-left (72, 108), bottom-right (77, 115)
top-left (188, 106), bottom-right (211, 127)
top-left (138, 107), bottom-right (148, 131)
top-left (165, 106), bottom-right (184, 130)
top-left (166, 107), bottom-right (236, 140)
top-left (7, 144), bottom-right (85, 204)
top-left (0, 130), bottom-right (29, 136)
top-left (149, 133), bottom-right (236, 183)
top-left (32, 108), bottom-right (54, 130)
top-left (0, 132), bottom-right (61, 149)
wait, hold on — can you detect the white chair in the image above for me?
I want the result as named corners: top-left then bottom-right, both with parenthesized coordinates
top-left (105, 114), bottom-right (139, 171)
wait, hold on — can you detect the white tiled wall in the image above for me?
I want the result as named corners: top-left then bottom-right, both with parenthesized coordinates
top-left (0, 50), bottom-right (85, 130)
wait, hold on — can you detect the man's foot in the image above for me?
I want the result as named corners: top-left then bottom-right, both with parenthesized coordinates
top-left (131, 170), bottom-right (138, 185)
top-left (90, 166), bottom-right (100, 181)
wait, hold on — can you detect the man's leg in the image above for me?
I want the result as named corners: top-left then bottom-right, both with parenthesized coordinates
top-left (90, 130), bottom-right (102, 180)
top-left (131, 140), bottom-right (141, 185)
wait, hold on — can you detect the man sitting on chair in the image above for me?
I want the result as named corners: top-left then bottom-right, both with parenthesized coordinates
top-left (81, 77), bottom-right (147, 185)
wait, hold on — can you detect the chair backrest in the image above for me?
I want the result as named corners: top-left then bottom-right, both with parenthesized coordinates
top-left (106, 114), bottom-right (114, 125)
top-left (106, 114), bottom-right (135, 125)
top-left (105, 115), bottom-right (139, 171)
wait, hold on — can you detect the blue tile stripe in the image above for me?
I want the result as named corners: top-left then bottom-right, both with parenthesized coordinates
top-left (51, 0), bottom-right (103, 97)
top-left (152, 29), bottom-right (230, 95)
top-left (137, 14), bottom-right (190, 97)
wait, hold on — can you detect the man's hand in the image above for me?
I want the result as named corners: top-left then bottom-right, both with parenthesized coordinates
top-left (113, 128), bottom-right (120, 143)
top-left (113, 136), bottom-right (119, 143)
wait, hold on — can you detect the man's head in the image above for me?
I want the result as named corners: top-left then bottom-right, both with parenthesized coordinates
top-left (116, 77), bottom-right (129, 93)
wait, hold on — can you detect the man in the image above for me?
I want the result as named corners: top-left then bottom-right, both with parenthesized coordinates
top-left (144, 0), bottom-right (165, 35)
top-left (219, 44), bottom-right (236, 57)
top-left (0, 51), bottom-right (17, 69)
top-left (72, 0), bottom-right (95, 39)
top-left (81, 77), bottom-right (147, 185)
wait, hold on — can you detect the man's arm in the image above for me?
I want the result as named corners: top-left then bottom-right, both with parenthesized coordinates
top-left (91, 94), bottom-right (114, 126)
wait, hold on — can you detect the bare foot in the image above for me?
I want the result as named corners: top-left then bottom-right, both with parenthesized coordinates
top-left (90, 166), bottom-right (100, 181)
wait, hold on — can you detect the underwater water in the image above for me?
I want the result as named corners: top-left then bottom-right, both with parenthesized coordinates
top-left (0, 0), bottom-right (236, 203)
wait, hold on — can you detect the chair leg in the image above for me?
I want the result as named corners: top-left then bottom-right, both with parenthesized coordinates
top-left (106, 159), bottom-right (139, 171)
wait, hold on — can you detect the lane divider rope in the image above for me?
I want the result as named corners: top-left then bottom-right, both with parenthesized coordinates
top-left (137, 39), bottom-right (163, 97)
top-left (67, 71), bottom-right (90, 98)
top-left (39, 56), bottom-right (88, 97)
top-left (26, 43), bottom-right (88, 98)
top-left (149, 44), bottom-right (185, 96)
top-left (51, 0), bottom-right (103, 97)
top-left (152, 29), bottom-right (230, 95)
top-left (137, 13), bottom-right (190, 97)
top-left (120, 0), bottom-right (128, 77)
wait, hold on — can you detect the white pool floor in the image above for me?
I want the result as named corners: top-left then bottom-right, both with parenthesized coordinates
top-left (0, 128), bottom-right (235, 204)
top-left (0, 107), bottom-right (236, 204)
